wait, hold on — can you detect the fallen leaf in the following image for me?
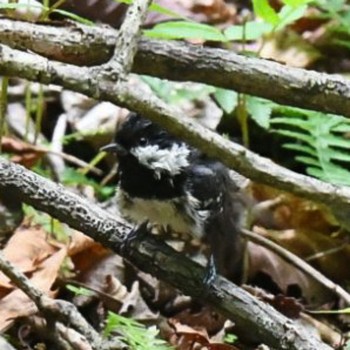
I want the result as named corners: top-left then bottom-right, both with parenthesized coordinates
top-left (0, 247), bottom-right (67, 332)
top-left (247, 240), bottom-right (334, 305)
top-left (0, 227), bottom-right (57, 290)
top-left (260, 30), bottom-right (321, 67)
top-left (2, 137), bottom-right (44, 167)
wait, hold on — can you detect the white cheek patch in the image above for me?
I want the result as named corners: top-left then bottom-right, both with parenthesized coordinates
top-left (131, 143), bottom-right (190, 177)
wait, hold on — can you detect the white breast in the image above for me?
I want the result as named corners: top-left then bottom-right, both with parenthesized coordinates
top-left (116, 190), bottom-right (208, 239)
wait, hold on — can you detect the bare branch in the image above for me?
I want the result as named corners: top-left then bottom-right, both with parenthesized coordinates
top-left (109, 0), bottom-right (152, 73)
top-left (0, 18), bottom-right (349, 117)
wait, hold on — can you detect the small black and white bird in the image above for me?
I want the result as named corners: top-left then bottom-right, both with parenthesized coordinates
top-left (103, 113), bottom-right (246, 281)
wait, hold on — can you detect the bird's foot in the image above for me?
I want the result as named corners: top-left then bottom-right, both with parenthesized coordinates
top-left (202, 254), bottom-right (217, 291)
top-left (120, 221), bottom-right (150, 255)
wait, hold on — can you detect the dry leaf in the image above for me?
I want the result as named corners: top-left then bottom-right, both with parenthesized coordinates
top-left (260, 30), bottom-right (321, 68)
top-left (192, 0), bottom-right (236, 23)
top-left (0, 248), bottom-right (67, 332)
top-left (2, 137), bottom-right (44, 168)
top-left (0, 227), bottom-right (57, 290)
top-left (247, 241), bottom-right (334, 305)
top-left (169, 320), bottom-right (238, 350)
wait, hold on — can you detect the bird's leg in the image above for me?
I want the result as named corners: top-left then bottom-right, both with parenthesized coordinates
top-left (192, 255), bottom-right (217, 299)
top-left (203, 254), bottom-right (217, 289)
top-left (119, 221), bottom-right (150, 255)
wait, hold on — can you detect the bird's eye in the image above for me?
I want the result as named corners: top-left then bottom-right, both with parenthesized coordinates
top-left (139, 137), bottom-right (148, 146)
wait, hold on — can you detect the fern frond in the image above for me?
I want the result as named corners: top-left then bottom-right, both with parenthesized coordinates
top-left (272, 107), bottom-right (350, 186)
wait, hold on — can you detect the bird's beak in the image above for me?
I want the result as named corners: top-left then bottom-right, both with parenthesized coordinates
top-left (100, 143), bottom-right (128, 157)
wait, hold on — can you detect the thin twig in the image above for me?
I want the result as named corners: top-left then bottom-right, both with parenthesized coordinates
top-left (305, 242), bottom-right (349, 262)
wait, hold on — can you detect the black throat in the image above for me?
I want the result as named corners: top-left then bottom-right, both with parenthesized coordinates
top-left (118, 155), bottom-right (186, 199)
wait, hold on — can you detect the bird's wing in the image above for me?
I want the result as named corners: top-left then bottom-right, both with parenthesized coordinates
top-left (185, 161), bottom-right (246, 281)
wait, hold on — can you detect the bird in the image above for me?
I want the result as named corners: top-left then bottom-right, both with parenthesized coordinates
top-left (102, 112), bottom-right (246, 282)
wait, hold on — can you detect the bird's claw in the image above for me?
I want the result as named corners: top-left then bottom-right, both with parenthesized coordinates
top-left (202, 254), bottom-right (217, 291)
top-left (119, 221), bottom-right (150, 255)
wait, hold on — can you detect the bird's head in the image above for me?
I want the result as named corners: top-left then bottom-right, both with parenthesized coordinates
top-left (102, 113), bottom-right (191, 178)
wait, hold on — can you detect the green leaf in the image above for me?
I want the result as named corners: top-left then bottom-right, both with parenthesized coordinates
top-left (324, 135), bottom-right (350, 149)
top-left (66, 284), bottom-right (93, 297)
top-left (23, 205), bottom-right (69, 241)
top-left (283, 143), bottom-right (317, 156)
top-left (53, 9), bottom-right (94, 24)
top-left (252, 0), bottom-right (279, 25)
top-left (144, 21), bottom-right (227, 42)
top-left (247, 97), bottom-right (273, 129)
top-left (306, 166), bottom-right (327, 179)
top-left (306, 162), bottom-right (350, 186)
top-left (295, 156), bottom-right (320, 167)
top-left (274, 129), bottom-right (314, 145)
top-left (323, 148), bottom-right (350, 162)
top-left (332, 121), bottom-right (350, 132)
top-left (276, 4), bottom-right (308, 30)
top-left (224, 21), bottom-right (272, 41)
top-left (271, 117), bottom-right (312, 131)
top-left (224, 333), bottom-right (238, 344)
top-left (323, 168), bottom-right (350, 186)
top-left (213, 88), bottom-right (238, 114)
top-left (114, 0), bottom-right (132, 4)
top-left (340, 10), bottom-right (350, 24)
top-left (141, 76), bottom-right (173, 102)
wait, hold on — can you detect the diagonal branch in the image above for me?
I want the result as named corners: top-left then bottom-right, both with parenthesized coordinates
top-left (0, 18), bottom-right (350, 117)
top-left (0, 157), bottom-right (332, 350)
